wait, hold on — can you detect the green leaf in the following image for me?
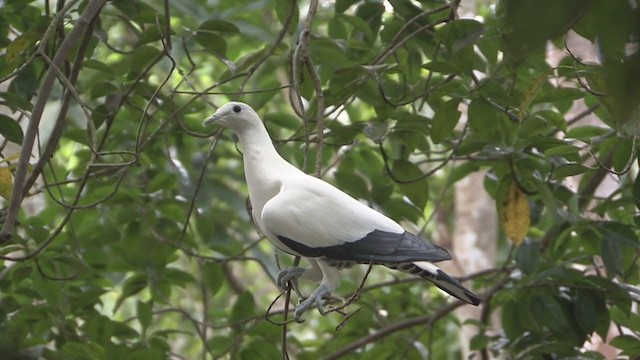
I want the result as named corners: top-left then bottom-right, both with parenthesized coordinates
top-left (467, 98), bottom-right (512, 145)
top-left (436, 19), bottom-right (484, 53)
top-left (354, 1), bottom-right (384, 43)
top-left (0, 114), bottom-right (24, 144)
top-left (148, 172), bottom-right (177, 193)
top-left (114, 274), bottom-right (148, 312)
top-left (8, 63), bottom-right (38, 99)
top-left (5, 31), bottom-right (40, 64)
top-left (518, 115), bottom-right (550, 137)
top-left (127, 348), bottom-right (166, 360)
top-left (336, 13), bottom-right (374, 42)
top-left (611, 137), bottom-right (633, 172)
top-left (240, 339), bottom-right (281, 359)
top-left (82, 59), bottom-right (115, 73)
top-left (514, 239), bottom-right (539, 274)
top-left (164, 267), bottom-right (196, 287)
top-left (601, 233), bottom-right (623, 276)
top-left (334, 168), bottom-right (370, 200)
top-left (469, 333), bottom-right (491, 351)
top-left (336, 0), bottom-right (360, 13)
top-left (202, 263), bottom-right (224, 296)
top-left (543, 144), bottom-right (581, 159)
top-left (128, 45), bottom-right (160, 78)
top-left (431, 98), bottom-right (461, 144)
top-left (275, 0), bottom-right (299, 33)
top-left (392, 160), bottom-right (428, 209)
top-left (610, 306), bottom-right (640, 333)
top-left (61, 341), bottom-right (107, 360)
top-left (600, 222), bottom-right (639, 248)
top-left (573, 290), bottom-right (599, 335)
top-left (137, 300), bottom-right (153, 333)
top-left (611, 335), bottom-right (640, 356)
top-left (501, 300), bottom-right (525, 340)
top-left (89, 81), bottom-right (118, 99)
top-left (231, 291), bottom-right (255, 322)
top-left (209, 336), bottom-right (234, 357)
top-left (309, 37), bottom-right (352, 68)
top-left (328, 16), bottom-right (349, 39)
top-left (195, 21), bottom-right (229, 55)
top-left (422, 60), bottom-right (458, 75)
top-left (566, 125), bottom-right (611, 140)
top-left (552, 163), bottom-right (589, 179)
top-left (534, 109), bottom-right (567, 132)
top-left (530, 291), bottom-right (571, 333)
top-left (0, 91), bottom-right (33, 112)
top-left (264, 112), bottom-right (300, 131)
top-left (502, 0), bottom-right (591, 64)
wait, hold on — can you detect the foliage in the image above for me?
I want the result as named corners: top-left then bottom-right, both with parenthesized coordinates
top-left (0, 0), bottom-right (639, 359)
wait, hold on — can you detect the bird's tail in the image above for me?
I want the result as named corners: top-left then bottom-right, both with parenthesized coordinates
top-left (390, 261), bottom-right (481, 306)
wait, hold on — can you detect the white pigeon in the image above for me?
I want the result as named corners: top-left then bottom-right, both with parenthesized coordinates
top-left (204, 102), bottom-right (480, 318)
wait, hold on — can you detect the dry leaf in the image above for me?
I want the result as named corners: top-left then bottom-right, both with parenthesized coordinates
top-left (0, 167), bottom-right (13, 200)
top-left (500, 182), bottom-right (530, 246)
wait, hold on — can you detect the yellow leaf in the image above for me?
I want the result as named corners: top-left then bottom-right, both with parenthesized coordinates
top-left (499, 182), bottom-right (530, 246)
top-left (0, 167), bottom-right (13, 200)
top-left (0, 152), bottom-right (21, 164)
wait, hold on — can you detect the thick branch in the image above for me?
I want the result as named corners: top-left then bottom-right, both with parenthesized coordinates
top-left (0, 0), bottom-right (108, 241)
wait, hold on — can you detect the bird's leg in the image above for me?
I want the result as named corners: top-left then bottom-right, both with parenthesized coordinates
top-left (293, 260), bottom-right (341, 319)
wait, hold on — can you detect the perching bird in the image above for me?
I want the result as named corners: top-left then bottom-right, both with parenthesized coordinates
top-left (204, 102), bottom-right (480, 318)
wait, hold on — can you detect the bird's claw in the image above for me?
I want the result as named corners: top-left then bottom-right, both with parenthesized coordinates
top-left (277, 266), bottom-right (306, 290)
top-left (293, 284), bottom-right (330, 319)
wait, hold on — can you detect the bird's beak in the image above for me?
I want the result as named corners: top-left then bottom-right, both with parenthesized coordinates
top-left (203, 113), bottom-right (222, 126)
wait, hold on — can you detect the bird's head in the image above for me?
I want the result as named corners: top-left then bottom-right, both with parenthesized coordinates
top-left (203, 102), bottom-right (261, 132)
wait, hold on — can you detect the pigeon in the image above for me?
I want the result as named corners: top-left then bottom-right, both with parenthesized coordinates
top-left (204, 102), bottom-right (480, 318)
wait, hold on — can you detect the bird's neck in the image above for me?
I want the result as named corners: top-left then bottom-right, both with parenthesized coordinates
top-left (236, 124), bottom-right (288, 169)
top-left (235, 123), bottom-right (299, 212)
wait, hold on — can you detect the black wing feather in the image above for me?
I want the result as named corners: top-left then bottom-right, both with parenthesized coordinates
top-left (278, 230), bottom-right (451, 264)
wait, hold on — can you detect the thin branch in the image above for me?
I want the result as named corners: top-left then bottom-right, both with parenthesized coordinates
top-left (281, 256), bottom-right (301, 360)
top-left (178, 130), bottom-right (222, 243)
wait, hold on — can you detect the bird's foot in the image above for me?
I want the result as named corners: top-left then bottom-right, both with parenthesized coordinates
top-left (276, 266), bottom-right (306, 290)
top-left (294, 284), bottom-right (331, 319)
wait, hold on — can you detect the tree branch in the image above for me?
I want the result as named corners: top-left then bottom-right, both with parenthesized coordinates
top-left (0, 0), bottom-right (108, 242)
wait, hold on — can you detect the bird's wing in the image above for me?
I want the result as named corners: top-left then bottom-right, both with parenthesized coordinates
top-left (261, 176), bottom-right (451, 263)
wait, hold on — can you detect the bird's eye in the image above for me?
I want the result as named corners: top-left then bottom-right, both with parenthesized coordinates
top-left (233, 105), bottom-right (241, 113)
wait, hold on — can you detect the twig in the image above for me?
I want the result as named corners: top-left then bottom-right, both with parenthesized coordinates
top-left (179, 130), bottom-right (222, 243)
top-left (281, 256), bottom-right (301, 359)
